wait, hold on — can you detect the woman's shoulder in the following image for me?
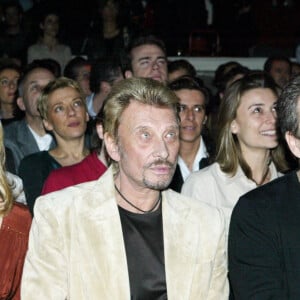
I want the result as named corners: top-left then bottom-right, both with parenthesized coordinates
top-left (182, 163), bottom-right (221, 192)
top-left (4, 203), bottom-right (32, 234)
top-left (189, 162), bottom-right (221, 180)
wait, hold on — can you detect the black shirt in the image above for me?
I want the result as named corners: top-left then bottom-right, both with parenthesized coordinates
top-left (118, 203), bottom-right (167, 300)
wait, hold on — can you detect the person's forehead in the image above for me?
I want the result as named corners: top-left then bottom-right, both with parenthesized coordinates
top-left (121, 101), bottom-right (176, 124)
top-left (48, 86), bottom-right (80, 101)
top-left (0, 68), bottom-right (20, 77)
top-left (175, 89), bottom-right (205, 103)
top-left (77, 65), bottom-right (91, 77)
top-left (272, 60), bottom-right (290, 70)
top-left (45, 14), bottom-right (59, 20)
top-left (240, 87), bottom-right (277, 106)
top-left (131, 44), bottom-right (165, 59)
top-left (25, 68), bottom-right (54, 84)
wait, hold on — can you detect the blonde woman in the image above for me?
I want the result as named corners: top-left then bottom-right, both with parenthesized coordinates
top-left (19, 77), bottom-right (89, 215)
top-left (182, 72), bottom-right (289, 235)
top-left (0, 122), bottom-right (31, 300)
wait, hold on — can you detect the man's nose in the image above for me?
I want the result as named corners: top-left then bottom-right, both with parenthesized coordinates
top-left (153, 138), bottom-right (169, 159)
top-left (152, 60), bottom-right (159, 70)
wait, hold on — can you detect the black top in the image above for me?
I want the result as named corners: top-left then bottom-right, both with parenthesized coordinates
top-left (18, 151), bottom-right (61, 215)
top-left (118, 203), bottom-right (167, 300)
top-left (169, 157), bottom-right (210, 193)
top-left (169, 133), bottom-right (215, 192)
top-left (229, 170), bottom-right (300, 299)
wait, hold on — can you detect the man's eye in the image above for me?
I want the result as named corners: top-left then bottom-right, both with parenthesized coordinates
top-left (142, 132), bottom-right (150, 139)
top-left (178, 105), bottom-right (186, 112)
top-left (157, 59), bottom-right (166, 65)
top-left (166, 131), bottom-right (177, 139)
top-left (140, 60), bottom-right (149, 66)
top-left (194, 106), bottom-right (204, 112)
top-left (30, 85), bottom-right (41, 92)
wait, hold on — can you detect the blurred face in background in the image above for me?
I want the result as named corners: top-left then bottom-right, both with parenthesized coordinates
top-left (0, 68), bottom-right (20, 105)
top-left (76, 64), bottom-right (91, 97)
top-left (102, 0), bottom-right (118, 22)
top-left (269, 60), bottom-right (291, 88)
top-left (4, 5), bottom-right (22, 28)
top-left (41, 14), bottom-right (59, 37)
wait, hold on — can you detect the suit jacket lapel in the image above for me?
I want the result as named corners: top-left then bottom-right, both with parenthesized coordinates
top-left (163, 190), bottom-right (200, 300)
top-left (75, 169), bottom-right (130, 298)
top-left (17, 120), bottom-right (40, 153)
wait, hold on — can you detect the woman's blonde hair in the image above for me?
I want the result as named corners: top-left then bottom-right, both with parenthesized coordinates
top-left (37, 77), bottom-right (86, 121)
top-left (0, 122), bottom-right (13, 215)
top-left (215, 71), bottom-right (289, 179)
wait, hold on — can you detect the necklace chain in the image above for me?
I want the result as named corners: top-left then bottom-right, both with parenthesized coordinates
top-left (255, 166), bottom-right (270, 186)
top-left (114, 184), bottom-right (161, 214)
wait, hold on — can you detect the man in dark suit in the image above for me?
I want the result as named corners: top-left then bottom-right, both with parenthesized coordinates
top-left (228, 75), bottom-right (300, 299)
top-left (168, 76), bottom-right (213, 192)
top-left (4, 61), bottom-right (56, 172)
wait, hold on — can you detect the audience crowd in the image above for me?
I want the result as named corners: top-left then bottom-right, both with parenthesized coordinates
top-left (1, 0), bottom-right (300, 299)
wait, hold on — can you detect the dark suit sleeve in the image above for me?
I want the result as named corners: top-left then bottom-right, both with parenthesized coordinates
top-left (228, 192), bottom-right (286, 299)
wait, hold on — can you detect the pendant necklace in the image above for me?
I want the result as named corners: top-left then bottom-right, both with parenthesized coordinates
top-left (114, 184), bottom-right (162, 213)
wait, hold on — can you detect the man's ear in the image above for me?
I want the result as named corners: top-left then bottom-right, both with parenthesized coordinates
top-left (17, 97), bottom-right (25, 111)
top-left (125, 70), bottom-right (133, 79)
top-left (42, 119), bottom-right (53, 132)
top-left (104, 132), bottom-right (120, 162)
top-left (285, 131), bottom-right (300, 158)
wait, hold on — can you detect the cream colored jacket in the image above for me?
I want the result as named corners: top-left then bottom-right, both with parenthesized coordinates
top-left (21, 167), bottom-right (228, 300)
top-left (182, 162), bottom-right (281, 236)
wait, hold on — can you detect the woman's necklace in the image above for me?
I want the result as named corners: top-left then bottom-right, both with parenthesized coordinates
top-left (256, 167), bottom-right (270, 186)
top-left (114, 184), bottom-right (162, 214)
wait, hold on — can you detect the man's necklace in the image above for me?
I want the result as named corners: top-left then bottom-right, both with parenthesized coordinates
top-left (114, 184), bottom-right (162, 214)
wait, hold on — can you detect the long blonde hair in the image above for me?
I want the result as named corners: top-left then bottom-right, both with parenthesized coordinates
top-left (0, 122), bottom-right (13, 215)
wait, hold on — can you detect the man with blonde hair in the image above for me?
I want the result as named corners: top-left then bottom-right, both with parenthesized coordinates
top-left (22, 77), bottom-right (228, 299)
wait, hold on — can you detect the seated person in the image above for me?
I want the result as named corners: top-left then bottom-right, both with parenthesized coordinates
top-left (168, 59), bottom-right (197, 82)
top-left (64, 57), bottom-right (92, 97)
top-left (3, 62), bottom-right (56, 172)
top-left (228, 74), bottom-right (300, 299)
top-left (182, 72), bottom-right (288, 236)
top-left (18, 77), bottom-right (89, 215)
top-left (0, 121), bottom-right (31, 300)
top-left (0, 63), bottom-right (24, 125)
top-left (168, 76), bottom-right (213, 192)
top-left (42, 108), bottom-right (107, 194)
top-left (27, 9), bottom-right (72, 71)
top-left (21, 78), bottom-right (228, 299)
top-left (264, 55), bottom-right (291, 89)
